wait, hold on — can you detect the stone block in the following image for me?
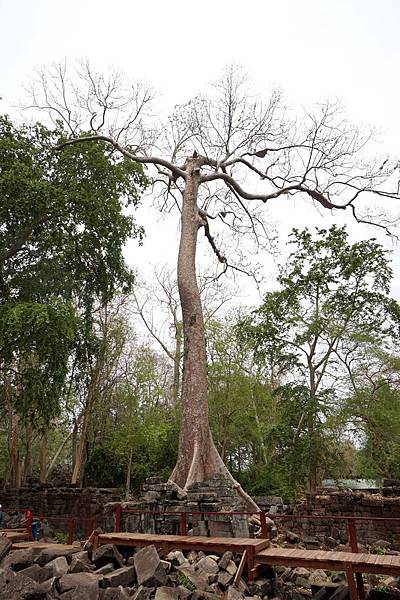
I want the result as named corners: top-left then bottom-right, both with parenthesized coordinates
top-left (217, 570), bottom-right (234, 587)
top-left (2, 548), bottom-right (37, 571)
top-left (58, 572), bottom-right (101, 594)
top-left (155, 586), bottom-right (182, 600)
top-left (18, 563), bottom-right (51, 583)
top-left (0, 537), bottom-right (11, 562)
top-left (176, 564), bottom-right (209, 591)
top-left (69, 556), bottom-right (93, 573)
top-left (226, 560), bottom-right (237, 576)
top-left (101, 587), bottom-right (132, 599)
top-left (0, 568), bottom-right (39, 600)
top-left (166, 550), bottom-right (187, 566)
top-left (93, 544), bottom-right (124, 568)
top-left (226, 584), bottom-right (246, 600)
top-left (197, 556), bottom-right (219, 574)
top-left (35, 546), bottom-right (80, 566)
top-left (95, 563), bottom-right (115, 575)
top-left (131, 584), bottom-right (154, 600)
top-left (102, 565), bottom-right (136, 588)
top-left (134, 545), bottom-right (167, 587)
top-left (47, 555), bottom-right (69, 576)
top-left (218, 551), bottom-right (233, 570)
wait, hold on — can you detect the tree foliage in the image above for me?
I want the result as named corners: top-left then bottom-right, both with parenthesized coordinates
top-left (0, 115), bottom-right (147, 428)
top-left (238, 226), bottom-right (400, 491)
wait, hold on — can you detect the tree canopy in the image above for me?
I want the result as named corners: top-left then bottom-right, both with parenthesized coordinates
top-left (239, 225), bottom-right (400, 491)
top-left (0, 115), bottom-right (147, 429)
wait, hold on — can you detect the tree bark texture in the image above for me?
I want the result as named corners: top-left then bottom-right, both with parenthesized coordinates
top-left (39, 432), bottom-right (47, 483)
top-left (169, 159), bottom-right (258, 511)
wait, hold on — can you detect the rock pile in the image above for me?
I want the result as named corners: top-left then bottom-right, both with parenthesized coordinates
top-left (3, 528), bottom-right (400, 600)
top-left (0, 536), bottom-right (258, 600)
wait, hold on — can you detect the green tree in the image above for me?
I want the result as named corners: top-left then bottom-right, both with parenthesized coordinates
top-left (28, 63), bottom-right (400, 509)
top-left (343, 350), bottom-right (400, 478)
top-left (239, 225), bottom-right (400, 491)
top-left (0, 115), bottom-right (147, 484)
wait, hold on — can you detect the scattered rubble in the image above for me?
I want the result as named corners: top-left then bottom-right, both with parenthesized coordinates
top-left (2, 525), bottom-right (400, 599)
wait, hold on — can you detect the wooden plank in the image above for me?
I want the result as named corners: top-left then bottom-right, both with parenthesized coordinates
top-left (375, 555), bottom-right (396, 566)
top-left (234, 550), bottom-right (247, 586)
top-left (345, 566), bottom-right (358, 600)
top-left (94, 531), bottom-right (400, 583)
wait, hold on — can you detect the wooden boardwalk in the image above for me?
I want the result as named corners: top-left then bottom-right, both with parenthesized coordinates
top-left (255, 547), bottom-right (400, 600)
top-left (0, 528), bottom-right (30, 542)
top-left (93, 532), bottom-right (269, 574)
top-left (89, 531), bottom-right (400, 600)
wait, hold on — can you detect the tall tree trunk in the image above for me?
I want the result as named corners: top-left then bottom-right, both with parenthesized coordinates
top-left (39, 433), bottom-right (47, 483)
top-left (22, 425), bottom-right (33, 483)
top-left (71, 381), bottom-right (97, 485)
top-left (307, 361), bottom-right (319, 493)
top-left (9, 413), bottom-right (22, 488)
top-left (71, 418), bottom-right (78, 473)
top-left (125, 448), bottom-right (133, 501)
top-left (47, 430), bottom-right (73, 479)
top-left (251, 387), bottom-right (268, 466)
top-left (172, 322), bottom-right (182, 405)
top-left (168, 159), bottom-right (258, 511)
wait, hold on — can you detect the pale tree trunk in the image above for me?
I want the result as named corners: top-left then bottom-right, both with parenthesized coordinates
top-left (251, 388), bottom-right (268, 466)
top-left (125, 448), bottom-right (133, 501)
top-left (71, 405), bottom-right (90, 485)
top-left (47, 430), bottom-right (73, 479)
top-left (168, 158), bottom-right (258, 512)
top-left (307, 361), bottom-right (319, 493)
top-left (22, 425), bottom-right (33, 483)
top-left (39, 432), bottom-right (47, 483)
top-left (172, 322), bottom-right (182, 405)
top-left (71, 376), bottom-right (98, 485)
top-left (71, 418), bottom-right (78, 473)
top-left (9, 413), bottom-right (22, 488)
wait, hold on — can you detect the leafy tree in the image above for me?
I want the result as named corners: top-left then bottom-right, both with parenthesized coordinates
top-left (0, 115), bottom-right (146, 306)
top-left (27, 63), bottom-right (400, 508)
top-left (343, 349), bottom-right (400, 478)
top-left (0, 115), bottom-right (147, 484)
top-left (239, 225), bottom-right (400, 491)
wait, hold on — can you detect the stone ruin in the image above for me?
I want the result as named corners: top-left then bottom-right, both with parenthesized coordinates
top-left (282, 489), bottom-right (400, 546)
top-left (104, 475), bottom-right (251, 539)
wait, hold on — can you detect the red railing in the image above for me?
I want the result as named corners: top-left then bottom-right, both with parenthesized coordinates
top-left (114, 504), bottom-right (400, 553)
top-left (3, 504), bottom-right (400, 550)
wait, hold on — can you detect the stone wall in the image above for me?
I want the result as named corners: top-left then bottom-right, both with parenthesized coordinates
top-left (281, 491), bottom-right (400, 545)
top-left (104, 475), bottom-right (251, 538)
top-left (1, 484), bottom-right (120, 519)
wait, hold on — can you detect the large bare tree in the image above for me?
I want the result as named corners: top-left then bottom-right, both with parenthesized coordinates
top-left (28, 62), bottom-right (400, 509)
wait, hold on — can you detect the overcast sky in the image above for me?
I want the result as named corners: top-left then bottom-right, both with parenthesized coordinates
top-left (1, 0), bottom-right (399, 305)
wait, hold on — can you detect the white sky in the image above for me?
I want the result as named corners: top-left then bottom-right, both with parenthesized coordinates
top-left (1, 0), bottom-right (400, 306)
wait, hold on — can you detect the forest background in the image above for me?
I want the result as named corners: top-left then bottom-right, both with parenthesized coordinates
top-left (1, 0), bottom-right (400, 501)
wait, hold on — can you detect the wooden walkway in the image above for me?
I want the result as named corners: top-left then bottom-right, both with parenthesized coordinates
top-left (255, 547), bottom-right (400, 600)
top-left (91, 532), bottom-right (400, 599)
top-left (93, 532), bottom-right (269, 574)
top-left (0, 528), bottom-right (30, 542)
